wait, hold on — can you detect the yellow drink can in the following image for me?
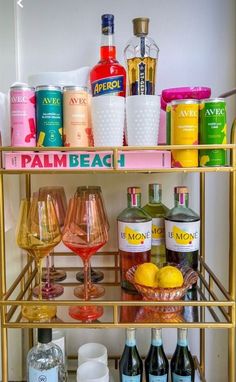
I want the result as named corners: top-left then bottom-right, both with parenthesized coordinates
top-left (171, 100), bottom-right (199, 167)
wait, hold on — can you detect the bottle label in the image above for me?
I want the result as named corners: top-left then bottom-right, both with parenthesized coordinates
top-left (165, 221), bottom-right (200, 253)
top-left (172, 373), bottom-right (192, 381)
top-left (118, 221), bottom-right (152, 252)
top-left (152, 218), bottom-right (165, 246)
top-left (127, 57), bottom-right (156, 95)
top-left (29, 366), bottom-right (58, 382)
top-left (122, 374), bottom-right (142, 382)
top-left (149, 374), bottom-right (168, 382)
top-left (91, 75), bottom-right (124, 96)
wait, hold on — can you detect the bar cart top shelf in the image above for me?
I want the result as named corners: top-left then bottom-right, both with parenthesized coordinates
top-left (0, 144), bottom-right (235, 174)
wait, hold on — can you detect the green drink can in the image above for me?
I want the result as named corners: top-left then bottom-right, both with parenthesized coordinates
top-left (199, 98), bottom-right (227, 166)
top-left (36, 85), bottom-right (63, 147)
top-left (166, 103), bottom-right (171, 145)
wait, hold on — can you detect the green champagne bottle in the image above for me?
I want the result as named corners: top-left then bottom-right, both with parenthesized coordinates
top-left (171, 328), bottom-right (195, 381)
top-left (145, 328), bottom-right (169, 381)
top-left (119, 328), bottom-right (143, 381)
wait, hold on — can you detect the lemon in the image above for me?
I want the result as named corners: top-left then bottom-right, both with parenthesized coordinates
top-left (134, 263), bottom-right (159, 287)
top-left (157, 266), bottom-right (184, 288)
top-left (200, 155), bottom-right (210, 167)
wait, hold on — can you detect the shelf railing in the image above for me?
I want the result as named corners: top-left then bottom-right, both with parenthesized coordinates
top-left (0, 252), bottom-right (234, 329)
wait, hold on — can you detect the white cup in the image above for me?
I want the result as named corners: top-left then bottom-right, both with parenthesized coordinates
top-left (78, 343), bottom-right (108, 366)
top-left (126, 95), bottom-right (161, 146)
top-left (77, 361), bottom-right (109, 382)
top-left (91, 96), bottom-right (125, 146)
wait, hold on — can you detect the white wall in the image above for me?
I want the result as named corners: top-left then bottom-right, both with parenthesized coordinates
top-left (1, 0), bottom-right (236, 380)
top-left (0, 0), bottom-right (22, 380)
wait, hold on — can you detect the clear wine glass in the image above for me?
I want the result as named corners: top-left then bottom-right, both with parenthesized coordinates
top-left (16, 196), bottom-right (61, 321)
top-left (33, 186), bottom-right (67, 299)
top-left (62, 188), bottom-right (108, 321)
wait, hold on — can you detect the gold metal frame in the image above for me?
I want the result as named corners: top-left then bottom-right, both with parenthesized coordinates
top-left (0, 137), bottom-right (236, 381)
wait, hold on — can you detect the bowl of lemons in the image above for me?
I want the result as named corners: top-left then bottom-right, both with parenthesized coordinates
top-left (126, 263), bottom-right (198, 313)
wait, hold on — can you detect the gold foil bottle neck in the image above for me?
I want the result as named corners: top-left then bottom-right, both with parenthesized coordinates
top-left (133, 17), bottom-right (149, 36)
top-left (174, 186), bottom-right (189, 194)
top-left (128, 186), bottom-right (141, 195)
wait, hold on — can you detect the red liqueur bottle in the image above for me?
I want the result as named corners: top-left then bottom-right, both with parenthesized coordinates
top-left (90, 14), bottom-right (126, 97)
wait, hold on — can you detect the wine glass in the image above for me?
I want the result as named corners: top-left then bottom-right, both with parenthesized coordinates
top-left (62, 188), bottom-right (108, 321)
top-left (33, 186), bottom-right (67, 299)
top-left (42, 186), bottom-right (67, 282)
top-left (16, 196), bottom-right (61, 321)
top-left (74, 186), bottom-right (109, 299)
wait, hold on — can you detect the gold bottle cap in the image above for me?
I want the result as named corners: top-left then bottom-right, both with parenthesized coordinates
top-left (133, 17), bottom-right (149, 36)
top-left (174, 186), bottom-right (189, 194)
top-left (128, 186), bottom-right (141, 194)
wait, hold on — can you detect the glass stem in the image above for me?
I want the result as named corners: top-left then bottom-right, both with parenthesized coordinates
top-left (37, 259), bottom-right (42, 300)
top-left (51, 249), bottom-right (55, 271)
top-left (45, 255), bottom-right (51, 290)
top-left (88, 262), bottom-right (92, 289)
top-left (83, 259), bottom-right (89, 301)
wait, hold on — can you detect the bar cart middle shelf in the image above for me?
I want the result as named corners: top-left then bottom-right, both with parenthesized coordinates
top-left (1, 252), bottom-right (234, 329)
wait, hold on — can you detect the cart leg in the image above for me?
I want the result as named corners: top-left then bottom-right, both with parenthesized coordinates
top-left (228, 326), bottom-right (235, 382)
top-left (25, 174), bottom-right (34, 357)
top-left (0, 171), bottom-right (8, 381)
top-left (200, 173), bottom-right (206, 378)
top-left (229, 123), bottom-right (236, 382)
top-left (200, 328), bottom-right (205, 377)
top-left (1, 326), bottom-right (8, 382)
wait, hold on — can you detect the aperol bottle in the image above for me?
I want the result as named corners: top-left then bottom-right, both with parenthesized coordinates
top-left (90, 14), bottom-right (126, 97)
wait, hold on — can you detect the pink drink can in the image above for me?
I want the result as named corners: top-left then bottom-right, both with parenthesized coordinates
top-left (10, 85), bottom-right (36, 146)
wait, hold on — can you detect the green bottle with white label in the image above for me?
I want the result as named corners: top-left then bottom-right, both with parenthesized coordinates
top-left (119, 328), bottom-right (143, 381)
top-left (143, 184), bottom-right (169, 266)
top-left (171, 328), bottom-right (195, 381)
top-left (165, 186), bottom-right (200, 270)
top-left (145, 328), bottom-right (169, 382)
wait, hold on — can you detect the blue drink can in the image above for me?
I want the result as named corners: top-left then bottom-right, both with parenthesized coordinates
top-left (36, 85), bottom-right (63, 147)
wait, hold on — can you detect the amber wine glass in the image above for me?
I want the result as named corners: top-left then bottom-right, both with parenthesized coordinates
top-left (16, 196), bottom-right (61, 321)
top-left (62, 188), bottom-right (108, 321)
top-left (33, 186), bottom-right (67, 299)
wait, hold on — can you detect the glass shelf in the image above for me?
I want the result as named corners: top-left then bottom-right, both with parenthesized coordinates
top-left (1, 253), bottom-right (233, 329)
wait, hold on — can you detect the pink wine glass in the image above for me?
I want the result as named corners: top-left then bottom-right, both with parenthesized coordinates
top-left (74, 186), bottom-right (109, 299)
top-left (62, 188), bottom-right (108, 321)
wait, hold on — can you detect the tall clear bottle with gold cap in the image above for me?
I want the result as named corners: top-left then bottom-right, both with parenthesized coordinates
top-left (117, 187), bottom-right (152, 290)
top-left (143, 184), bottom-right (169, 267)
top-left (165, 186), bottom-right (200, 270)
top-left (124, 17), bottom-right (159, 95)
